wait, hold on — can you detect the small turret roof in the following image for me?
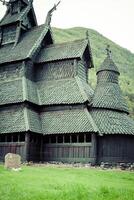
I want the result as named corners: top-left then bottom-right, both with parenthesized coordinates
top-left (97, 55), bottom-right (120, 74)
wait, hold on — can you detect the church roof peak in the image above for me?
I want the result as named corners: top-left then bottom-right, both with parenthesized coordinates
top-left (97, 45), bottom-right (120, 75)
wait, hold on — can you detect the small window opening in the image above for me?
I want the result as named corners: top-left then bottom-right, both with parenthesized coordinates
top-left (86, 134), bottom-right (91, 142)
top-left (58, 135), bottom-right (63, 143)
top-left (51, 135), bottom-right (56, 143)
top-left (13, 135), bottom-right (18, 142)
top-left (7, 135), bottom-right (12, 142)
top-left (44, 136), bottom-right (49, 143)
top-left (79, 134), bottom-right (84, 143)
top-left (72, 134), bottom-right (77, 143)
top-left (64, 135), bottom-right (70, 143)
top-left (20, 134), bottom-right (25, 142)
top-left (0, 135), bottom-right (5, 142)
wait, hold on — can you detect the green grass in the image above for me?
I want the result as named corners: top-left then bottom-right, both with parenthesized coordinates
top-left (0, 165), bottom-right (134, 200)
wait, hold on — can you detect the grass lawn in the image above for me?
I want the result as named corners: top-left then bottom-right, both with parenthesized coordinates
top-left (0, 165), bottom-right (134, 200)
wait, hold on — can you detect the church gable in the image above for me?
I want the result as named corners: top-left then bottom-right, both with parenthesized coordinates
top-left (36, 39), bottom-right (94, 68)
top-left (0, 0), bottom-right (37, 47)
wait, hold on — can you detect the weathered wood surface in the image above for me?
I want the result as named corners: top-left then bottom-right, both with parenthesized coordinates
top-left (42, 143), bottom-right (91, 163)
top-left (98, 135), bottom-right (134, 164)
top-left (0, 142), bottom-right (25, 162)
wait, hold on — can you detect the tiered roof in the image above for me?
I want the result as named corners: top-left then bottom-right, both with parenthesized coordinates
top-left (38, 77), bottom-right (94, 105)
top-left (91, 109), bottom-right (134, 135)
top-left (0, 106), bottom-right (98, 134)
top-left (41, 107), bottom-right (98, 134)
top-left (36, 39), bottom-right (94, 68)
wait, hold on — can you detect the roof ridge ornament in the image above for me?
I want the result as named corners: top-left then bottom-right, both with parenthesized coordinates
top-left (0, 0), bottom-right (10, 5)
top-left (86, 30), bottom-right (89, 39)
top-left (45, 1), bottom-right (61, 26)
top-left (106, 44), bottom-right (112, 58)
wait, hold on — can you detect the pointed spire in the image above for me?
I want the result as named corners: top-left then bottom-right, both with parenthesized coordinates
top-left (97, 45), bottom-right (119, 75)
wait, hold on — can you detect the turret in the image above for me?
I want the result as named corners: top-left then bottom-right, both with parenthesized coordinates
top-left (92, 45), bottom-right (129, 113)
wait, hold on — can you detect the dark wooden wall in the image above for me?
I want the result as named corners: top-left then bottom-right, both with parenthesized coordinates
top-left (42, 143), bottom-right (91, 163)
top-left (97, 135), bottom-right (134, 164)
top-left (0, 133), bottom-right (26, 162)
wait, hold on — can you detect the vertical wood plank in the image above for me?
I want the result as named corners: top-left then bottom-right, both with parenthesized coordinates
top-left (90, 133), bottom-right (97, 165)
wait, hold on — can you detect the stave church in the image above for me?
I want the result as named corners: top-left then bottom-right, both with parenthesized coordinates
top-left (0, 0), bottom-right (134, 164)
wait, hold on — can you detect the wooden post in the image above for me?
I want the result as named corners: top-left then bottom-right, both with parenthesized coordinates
top-left (90, 133), bottom-right (97, 165)
top-left (77, 135), bottom-right (79, 143)
top-left (84, 134), bottom-right (86, 143)
top-left (11, 135), bottom-right (13, 143)
top-left (5, 135), bottom-right (7, 143)
top-left (24, 132), bottom-right (30, 162)
top-left (56, 136), bottom-right (58, 144)
top-left (70, 135), bottom-right (72, 143)
top-left (40, 135), bottom-right (44, 162)
top-left (49, 136), bottom-right (51, 144)
top-left (18, 134), bottom-right (20, 143)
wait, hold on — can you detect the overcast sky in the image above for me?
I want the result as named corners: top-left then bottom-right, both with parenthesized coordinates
top-left (0, 0), bottom-right (134, 53)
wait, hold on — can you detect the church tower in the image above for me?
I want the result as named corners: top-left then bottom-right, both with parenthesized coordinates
top-left (91, 46), bottom-right (134, 163)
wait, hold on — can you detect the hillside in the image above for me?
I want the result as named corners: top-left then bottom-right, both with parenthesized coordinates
top-left (52, 27), bottom-right (134, 119)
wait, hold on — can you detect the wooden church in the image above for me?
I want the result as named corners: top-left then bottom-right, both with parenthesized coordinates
top-left (0, 0), bottom-right (134, 164)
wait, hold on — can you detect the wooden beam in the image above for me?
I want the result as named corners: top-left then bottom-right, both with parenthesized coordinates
top-left (24, 132), bottom-right (30, 162)
top-left (90, 133), bottom-right (97, 165)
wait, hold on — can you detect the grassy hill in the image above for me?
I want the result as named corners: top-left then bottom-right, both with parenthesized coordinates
top-left (52, 27), bottom-right (134, 119)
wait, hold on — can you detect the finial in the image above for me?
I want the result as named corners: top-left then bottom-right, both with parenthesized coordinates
top-left (45, 1), bottom-right (61, 26)
top-left (106, 44), bottom-right (112, 58)
top-left (86, 30), bottom-right (89, 39)
top-left (29, 0), bottom-right (33, 4)
top-left (0, 0), bottom-right (9, 6)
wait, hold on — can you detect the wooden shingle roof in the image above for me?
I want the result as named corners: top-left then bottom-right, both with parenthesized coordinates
top-left (92, 83), bottom-right (129, 113)
top-left (0, 77), bottom-right (93, 107)
top-left (97, 55), bottom-right (120, 74)
top-left (0, 106), bottom-right (26, 134)
top-left (0, 24), bottom-right (49, 65)
top-left (36, 39), bottom-right (94, 68)
top-left (41, 108), bottom-right (98, 134)
top-left (0, 0), bottom-right (37, 27)
top-left (91, 109), bottom-right (134, 135)
top-left (38, 77), bottom-right (94, 105)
